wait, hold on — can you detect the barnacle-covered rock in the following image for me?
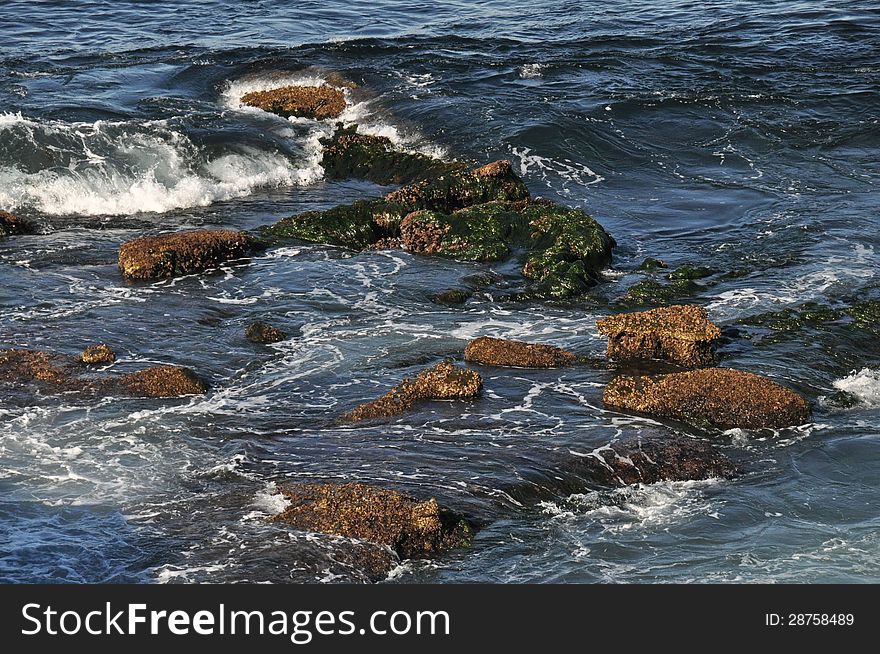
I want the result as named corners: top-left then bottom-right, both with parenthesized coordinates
top-left (81, 344), bottom-right (117, 365)
top-left (272, 482), bottom-right (474, 560)
top-left (113, 366), bottom-right (207, 398)
top-left (603, 367), bottom-right (810, 429)
top-left (118, 230), bottom-right (254, 280)
top-left (245, 322), bottom-right (287, 344)
top-left (597, 304), bottom-right (721, 368)
top-left (342, 361), bottom-right (482, 422)
top-left (464, 336), bottom-right (576, 368)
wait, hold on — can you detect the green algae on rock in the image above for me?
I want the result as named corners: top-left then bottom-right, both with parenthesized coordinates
top-left (603, 367), bottom-right (810, 430)
top-left (272, 482), bottom-right (474, 560)
top-left (241, 85), bottom-right (346, 120)
top-left (597, 304), bottom-right (721, 368)
top-left (118, 229), bottom-right (254, 280)
top-left (464, 336), bottom-right (577, 368)
top-left (342, 361), bottom-right (482, 422)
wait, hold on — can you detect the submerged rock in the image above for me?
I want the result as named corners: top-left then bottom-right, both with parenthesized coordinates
top-left (272, 482), bottom-right (474, 560)
top-left (342, 361), bottom-right (482, 422)
top-left (245, 321), bottom-right (287, 344)
top-left (118, 229), bottom-right (254, 280)
top-left (241, 84), bottom-right (346, 120)
top-left (431, 289), bottom-right (471, 305)
top-left (320, 124), bottom-right (456, 185)
top-left (464, 336), bottom-right (576, 368)
top-left (737, 300), bottom-right (880, 344)
top-left (506, 435), bottom-right (737, 505)
top-left (597, 304), bottom-right (721, 368)
top-left (0, 211), bottom-right (36, 237)
top-left (81, 344), bottom-right (117, 365)
top-left (603, 367), bottom-right (810, 429)
top-left (0, 348), bottom-right (206, 399)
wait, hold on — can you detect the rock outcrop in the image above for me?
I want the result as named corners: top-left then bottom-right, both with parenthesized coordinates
top-left (81, 344), bottom-right (117, 365)
top-left (597, 304), bottom-right (721, 368)
top-left (118, 230), bottom-right (254, 280)
top-left (464, 336), bottom-right (576, 368)
top-left (0, 211), bottom-right (36, 237)
top-left (272, 482), bottom-right (473, 560)
top-left (603, 367), bottom-right (810, 429)
top-left (241, 85), bottom-right (346, 120)
top-left (342, 361), bottom-right (482, 422)
top-left (113, 365), bottom-right (207, 398)
top-left (245, 322), bottom-right (287, 344)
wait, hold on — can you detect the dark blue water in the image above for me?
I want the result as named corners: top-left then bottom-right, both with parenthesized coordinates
top-left (1, 0), bottom-right (879, 583)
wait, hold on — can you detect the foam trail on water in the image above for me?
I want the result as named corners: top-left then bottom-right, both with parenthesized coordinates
top-left (833, 368), bottom-right (880, 407)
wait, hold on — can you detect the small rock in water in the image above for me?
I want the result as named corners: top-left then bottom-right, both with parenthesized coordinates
top-left (342, 361), bottom-right (482, 422)
top-left (272, 482), bottom-right (474, 560)
top-left (241, 84), bottom-right (346, 120)
top-left (81, 343), bottom-right (117, 365)
top-left (464, 336), bottom-right (576, 368)
top-left (431, 289), bottom-right (471, 305)
top-left (597, 304), bottom-right (721, 368)
top-left (0, 211), bottom-right (36, 237)
top-left (118, 229), bottom-right (254, 280)
top-left (603, 367), bottom-right (810, 429)
top-left (113, 366), bottom-right (207, 398)
top-left (245, 322), bottom-right (287, 344)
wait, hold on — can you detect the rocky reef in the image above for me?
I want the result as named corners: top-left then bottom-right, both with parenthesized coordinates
top-left (342, 361), bottom-right (482, 422)
top-left (245, 321), bottom-right (287, 344)
top-left (603, 367), bottom-right (810, 429)
top-left (118, 229), bottom-right (254, 280)
top-left (464, 336), bottom-right (576, 368)
top-left (0, 348), bottom-right (206, 398)
top-left (0, 211), bottom-right (36, 237)
top-left (597, 304), bottom-right (721, 368)
top-left (272, 482), bottom-right (473, 560)
top-left (241, 84), bottom-right (346, 120)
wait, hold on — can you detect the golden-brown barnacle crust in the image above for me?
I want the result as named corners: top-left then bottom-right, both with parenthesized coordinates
top-left (118, 229), bottom-right (254, 280)
top-left (464, 336), bottom-right (577, 368)
top-left (241, 84), bottom-right (346, 120)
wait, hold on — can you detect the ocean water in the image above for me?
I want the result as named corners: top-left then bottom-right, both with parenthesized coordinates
top-left (1, 0), bottom-right (879, 583)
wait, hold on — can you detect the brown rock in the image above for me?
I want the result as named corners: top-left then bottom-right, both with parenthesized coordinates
top-left (272, 482), bottom-right (473, 560)
top-left (118, 229), bottom-right (253, 280)
top-left (115, 365), bottom-right (207, 398)
top-left (597, 304), bottom-right (721, 368)
top-left (81, 344), bottom-right (117, 365)
top-left (464, 336), bottom-right (576, 368)
top-left (0, 349), bottom-right (75, 385)
top-left (0, 211), bottom-right (36, 237)
top-left (342, 361), bottom-right (482, 422)
top-left (603, 367), bottom-right (810, 429)
top-left (241, 85), bottom-right (346, 120)
top-left (245, 322), bottom-right (287, 344)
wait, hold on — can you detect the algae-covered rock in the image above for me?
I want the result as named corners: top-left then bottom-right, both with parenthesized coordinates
top-left (603, 367), bottom-right (810, 429)
top-left (623, 277), bottom-right (705, 305)
top-left (1, 348), bottom-right (206, 399)
top-left (245, 321), bottom-right (287, 344)
top-left (400, 203), bottom-right (518, 262)
top-left (342, 361), bottom-right (482, 422)
top-left (738, 300), bottom-right (880, 339)
top-left (241, 85), bottom-right (346, 120)
top-left (114, 366), bottom-right (207, 398)
top-left (272, 482), bottom-right (473, 560)
top-left (0, 211), bottom-right (36, 237)
top-left (464, 336), bottom-right (576, 368)
top-left (81, 344), bottom-right (117, 365)
top-left (431, 289), bottom-right (472, 305)
top-left (320, 124), bottom-right (457, 185)
top-left (597, 304), bottom-right (721, 368)
top-left (118, 229), bottom-right (254, 280)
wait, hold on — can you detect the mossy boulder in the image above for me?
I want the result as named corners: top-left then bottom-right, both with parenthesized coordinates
top-left (245, 321), bottom-right (287, 344)
top-left (464, 336), bottom-right (576, 368)
top-left (597, 304), bottom-right (721, 368)
top-left (272, 482), bottom-right (473, 560)
top-left (320, 124), bottom-right (458, 185)
top-left (81, 344), bottom-right (117, 365)
top-left (342, 361), bottom-right (482, 422)
top-left (400, 203), bottom-right (519, 262)
top-left (0, 211), bottom-right (36, 237)
top-left (118, 230), bottom-right (254, 280)
top-left (603, 367), bottom-right (810, 430)
top-left (241, 85), bottom-right (346, 120)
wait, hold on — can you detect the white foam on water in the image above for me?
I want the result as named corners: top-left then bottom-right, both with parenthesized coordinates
top-left (519, 63), bottom-right (547, 79)
top-left (833, 368), bottom-right (880, 407)
top-left (0, 112), bottom-right (308, 216)
top-left (510, 145), bottom-right (604, 193)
